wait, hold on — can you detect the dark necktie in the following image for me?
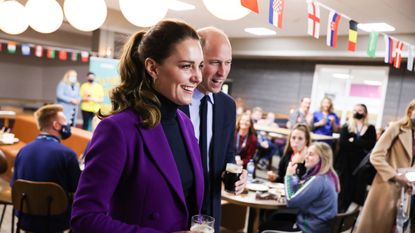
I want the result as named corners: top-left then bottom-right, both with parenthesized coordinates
top-left (199, 95), bottom-right (212, 215)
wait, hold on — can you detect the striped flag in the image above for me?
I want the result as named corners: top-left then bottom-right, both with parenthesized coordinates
top-left (47, 48), bottom-right (56, 59)
top-left (326, 11), bottom-right (341, 48)
top-left (384, 35), bottom-right (393, 64)
top-left (393, 40), bottom-right (404, 69)
top-left (241, 0), bottom-right (258, 13)
top-left (21, 44), bottom-right (31, 56)
top-left (58, 50), bottom-right (67, 61)
top-left (81, 51), bottom-right (89, 62)
top-left (35, 45), bottom-right (43, 57)
top-left (348, 20), bottom-right (358, 52)
top-left (307, 1), bottom-right (320, 39)
top-left (71, 52), bottom-right (78, 61)
top-left (408, 46), bottom-right (414, 72)
top-left (7, 42), bottom-right (16, 54)
top-left (367, 31), bottom-right (379, 57)
top-left (269, 0), bottom-right (284, 29)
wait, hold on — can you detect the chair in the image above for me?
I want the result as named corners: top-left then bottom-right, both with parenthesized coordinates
top-left (330, 206), bottom-right (360, 233)
top-left (12, 179), bottom-right (68, 233)
top-left (0, 150), bottom-right (12, 231)
top-left (0, 111), bottom-right (16, 132)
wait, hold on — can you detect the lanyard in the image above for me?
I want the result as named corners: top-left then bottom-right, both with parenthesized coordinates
top-left (36, 134), bottom-right (60, 143)
top-left (236, 133), bottom-right (248, 155)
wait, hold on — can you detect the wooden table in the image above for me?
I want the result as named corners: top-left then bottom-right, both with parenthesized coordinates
top-left (222, 185), bottom-right (286, 233)
top-left (254, 124), bottom-right (339, 141)
top-left (0, 140), bottom-right (25, 181)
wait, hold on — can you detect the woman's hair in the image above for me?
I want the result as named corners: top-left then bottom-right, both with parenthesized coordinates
top-left (319, 96), bottom-right (334, 113)
top-left (310, 142), bottom-right (340, 192)
top-left (284, 123), bottom-right (311, 155)
top-left (62, 69), bottom-right (77, 85)
top-left (401, 99), bottom-right (415, 128)
top-left (99, 19), bottom-right (199, 128)
top-left (348, 103), bottom-right (369, 133)
top-left (236, 113), bottom-right (256, 136)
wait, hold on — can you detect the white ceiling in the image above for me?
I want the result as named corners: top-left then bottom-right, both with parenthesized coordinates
top-left (103, 0), bottom-right (415, 38)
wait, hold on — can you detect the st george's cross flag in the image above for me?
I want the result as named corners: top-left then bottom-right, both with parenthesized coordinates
top-left (384, 35), bottom-right (394, 64)
top-left (348, 20), bottom-right (358, 52)
top-left (326, 11), bottom-right (341, 48)
top-left (269, 0), bottom-right (284, 29)
top-left (35, 45), bottom-right (43, 57)
top-left (393, 40), bottom-right (404, 69)
top-left (408, 46), bottom-right (414, 72)
top-left (307, 1), bottom-right (320, 39)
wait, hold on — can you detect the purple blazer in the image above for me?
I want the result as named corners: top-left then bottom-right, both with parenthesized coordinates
top-left (71, 109), bottom-right (204, 233)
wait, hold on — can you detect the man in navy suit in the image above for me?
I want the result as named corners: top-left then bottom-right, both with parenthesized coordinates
top-left (181, 27), bottom-right (247, 231)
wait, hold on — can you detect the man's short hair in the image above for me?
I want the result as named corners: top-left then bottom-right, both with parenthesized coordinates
top-left (34, 104), bottom-right (63, 131)
top-left (87, 72), bottom-right (95, 76)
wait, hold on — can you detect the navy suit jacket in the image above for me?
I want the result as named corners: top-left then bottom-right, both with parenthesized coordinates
top-left (180, 91), bottom-right (236, 231)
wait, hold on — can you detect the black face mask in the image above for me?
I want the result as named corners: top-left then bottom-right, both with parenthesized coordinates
top-left (87, 79), bottom-right (94, 83)
top-left (353, 112), bottom-right (365, 120)
top-left (59, 124), bottom-right (72, 140)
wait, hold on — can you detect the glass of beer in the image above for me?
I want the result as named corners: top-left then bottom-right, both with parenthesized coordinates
top-left (190, 215), bottom-right (214, 233)
top-left (223, 163), bottom-right (243, 193)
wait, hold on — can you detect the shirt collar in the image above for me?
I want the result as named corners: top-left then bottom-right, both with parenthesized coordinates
top-left (192, 88), bottom-right (214, 105)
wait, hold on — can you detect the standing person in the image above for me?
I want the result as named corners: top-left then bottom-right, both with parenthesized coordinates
top-left (71, 19), bottom-right (205, 233)
top-left (179, 26), bottom-right (247, 232)
top-left (79, 72), bottom-right (104, 131)
top-left (235, 113), bottom-right (257, 167)
top-left (260, 142), bottom-right (340, 232)
top-left (336, 104), bottom-right (376, 212)
top-left (287, 97), bottom-right (312, 129)
top-left (56, 70), bottom-right (81, 127)
top-left (356, 99), bottom-right (415, 233)
top-left (11, 104), bottom-right (81, 233)
top-left (312, 96), bottom-right (340, 136)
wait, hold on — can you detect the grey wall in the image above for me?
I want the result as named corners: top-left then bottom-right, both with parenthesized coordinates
top-left (229, 58), bottom-right (415, 127)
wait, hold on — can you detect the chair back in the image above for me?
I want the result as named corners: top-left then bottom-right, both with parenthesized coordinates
top-left (12, 179), bottom-right (68, 216)
top-left (0, 150), bottom-right (7, 174)
top-left (330, 207), bottom-right (360, 233)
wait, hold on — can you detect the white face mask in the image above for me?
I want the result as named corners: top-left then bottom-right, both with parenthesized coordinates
top-left (68, 76), bottom-right (77, 83)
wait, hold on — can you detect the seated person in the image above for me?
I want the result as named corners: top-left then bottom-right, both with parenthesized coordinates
top-left (257, 112), bottom-right (279, 128)
top-left (268, 123), bottom-right (310, 183)
top-left (260, 142), bottom-right (340, 232)
top-left (11, 104), bottom-right (81, 233)
top-left (287, 97), bottom-right (312, 129)
top-left (255, 131), bottom-right (280, 170)
top-left (235, 113), bottom-right (257, 168)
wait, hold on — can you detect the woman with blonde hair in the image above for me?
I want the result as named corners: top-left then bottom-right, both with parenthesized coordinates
top-left (356, 99), bottom-right (415, 233)
top-left (260, 142), bottom-right (340, 232)
top-left (56, 69), bottom-right (81, 127)
top-left (312, 96), bottom-right (340, 137)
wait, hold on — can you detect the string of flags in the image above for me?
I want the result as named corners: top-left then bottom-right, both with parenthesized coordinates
top-left (0, 39), bottom-right (90, 63)
top-left (239, 0), bottom-right (415, 72)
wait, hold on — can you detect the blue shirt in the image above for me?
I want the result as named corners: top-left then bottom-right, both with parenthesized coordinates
top-left (312, 111), bottom-right (339, 136)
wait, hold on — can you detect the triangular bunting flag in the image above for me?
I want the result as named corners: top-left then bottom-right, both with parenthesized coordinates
top-left (384, 35), bottom-right (393, 64)
top-left (59, 50), bottom-right (68, 61)
top-left (326, 11), bottom-right (341, 48)
top-left (71, 52), bottom-right (78, 61)
top-left (408, 46), bottom-right (414, 72)
top-left (241, 0), bottom-right (259, 13)
top-left (269, 0), bottom-right (285, 29)
top-left (367, 31), bottom-right (379, 57)
top-left (307, 1), bottom-right (320, 39)
top-left (348, 20), bottom-right (358, 52)
top-left (47, 48), bottom-right (56, 59)
top-left (21, 44), bottom-right (31, 56)
top-left (393, 40), bottom-right (404, 69)
top-left (35, 45), bottom-right (43, 57)
top-left (81, 51), bottom-right (89, 62)
top-left (7, 42), bottom-right (16, 54)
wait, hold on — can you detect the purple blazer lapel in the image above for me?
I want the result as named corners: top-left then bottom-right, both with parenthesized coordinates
top-left (140, 123), bottom-right (187, 210)
top-left (177, 111), bottom-right (205, 213)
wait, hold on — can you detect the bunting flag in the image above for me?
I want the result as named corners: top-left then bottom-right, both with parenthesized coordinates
top-left (326, 11), bottom-right (341, 48)
top-left (58, 50), bottom-right (67, 61)
top-left (408, 46), bottom-right (414, 72)
top-left (47, 48), bottom-right (56, 59)
top-left (269, 0), bottom-right (284, 29)
top-left (7, 42), bottom-right (17, 54)
top-left (393, 40), bottom-right (404, 69)
top-left (367, 31), bottom-right (379, 57)
top-left (71, 52), bottom-right (78, 61)
top-left (383, 35), bottom-right (394, 64)
top-left (307, 1), bottom-right (320, 39)
top-left (35, 45), bottom-right (43, 57)
top-left (348, 20), bottom-right (358, 52)
top-left (21, 44), bottom-right (31, 56)
top-left (81, 51), bottom-right (89, 62)
top-left (241, 0), bottom-right (259, 13)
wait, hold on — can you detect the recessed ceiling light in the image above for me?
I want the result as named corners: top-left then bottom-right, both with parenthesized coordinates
top-left (332, 73), bottom-right (349, 79)
top-left (364, 80), bottom-right (383, 86)
top-left (244, 27), bottom-right (276, 36)
top-left (357, 23), bottom-right (395, 32)
top-left (168, 0), bottom-right (195, 11)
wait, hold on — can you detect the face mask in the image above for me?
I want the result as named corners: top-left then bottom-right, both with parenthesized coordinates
top-left (68, 76), bottom-right (77, 83)
top-left (353, 112), bottom-right (365, 120)
top-left (59, 124), bottom-right (72, 140)
top-left (411, 117), bottom-right (415, 125)
top-left (87, 79), bottom-right (94, 83)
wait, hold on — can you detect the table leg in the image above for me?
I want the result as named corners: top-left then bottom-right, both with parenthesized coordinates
top-left (247, 207), bottom-right (261, 233)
